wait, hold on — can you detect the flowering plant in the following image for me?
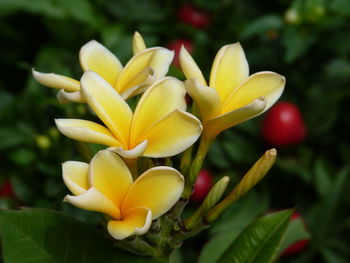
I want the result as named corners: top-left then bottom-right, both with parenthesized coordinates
top-left (0, 32), bottom-right (308, 263)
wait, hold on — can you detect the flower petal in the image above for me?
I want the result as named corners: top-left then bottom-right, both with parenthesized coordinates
top-left (62, 161), bottom-right (89, 195)
top-left (205, 98), bottom-right (267, 139)
top-left (222, 71), bottom-right (285, 113)
top-left (32, 70), bottom-right (80, 92)
top-left (130, 77), bottom-right (186, 146)
top-left (64, 188), bottom-right (121, 219)
top-left (122, 167), bottom-right (184, 218)
top-left (79, 40), bottom-right (123, 86)
top-left (209, 43), bottom-right (249, 102)
top-left (107, 207), bottom-right (152, 240)
top-left (179, 46), bottom-right (207, 86)
top-left (55, 119), bottom-right (121, 147)
top-left (56, 90), bottom-right (85, 103)
top-left (119, 67), bottom-right (156, 99)
top-left (184, 79), bottom-right (221, 122)
top-left (114, 47), bottom-right (174, 93)
top-left (108, 140), bottom-right (148, 159)
top-left (80, 71), bottom-right (133, 146)
top-left (136, 110), bottom-right (202, 158)
top-left (89, 150), bottom-right (133, 207)
top-left (132, 31), bottom-right (146, 55)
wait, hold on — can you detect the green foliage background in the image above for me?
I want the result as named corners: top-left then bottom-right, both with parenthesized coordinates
top-left (1, 0), bottom-right (350, 262)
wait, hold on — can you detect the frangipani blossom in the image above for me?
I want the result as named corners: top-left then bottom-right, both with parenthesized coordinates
top-left (32, 33), bottom-right (173, 103)
top-left (180, 43), bottom-right (285, 139)
top-left (56, 71), bottom-right (202, 158)
top-left (63, 150), bottom-right (184, 240)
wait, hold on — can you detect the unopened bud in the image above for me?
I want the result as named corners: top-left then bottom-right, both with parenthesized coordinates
top-left (202, 176), bottom-right (230, 212)
top-left (132, 31), bottom-right (146, 55)
top-left (185, 176), bottom-right (230, 230)
top-left (206, 149), bottom-right (277, 223)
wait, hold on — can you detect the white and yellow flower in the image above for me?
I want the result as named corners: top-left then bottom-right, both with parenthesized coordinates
top-left (63, 150), bottom-right (184, 240)
top-left (55, 71), bottom-right (202, 158)
top-left (32, 32), bottom-right (173, 103)
top-left (180, 43), bottom-right (285, 139)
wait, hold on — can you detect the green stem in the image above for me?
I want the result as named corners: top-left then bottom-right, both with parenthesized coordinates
top-left (180, 146), bottom-right (193, 175)
top-left (115, 236), bottom-right (155, 256)
top-left (182, 136), bottom-right (213, 199)
top-left (168, 218), bottom-right (210, 247)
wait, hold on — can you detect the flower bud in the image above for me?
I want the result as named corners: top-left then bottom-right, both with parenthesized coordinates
top-left (132, 31), bottom-right (146, 55)
top-left (206, 149), bottom-right (277, 223)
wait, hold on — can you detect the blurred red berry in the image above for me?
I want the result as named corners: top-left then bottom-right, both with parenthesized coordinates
top-left (281, 211), bottom-right (309, 256)
top-left (262, 101), bottom-right (307, 146)
top-left (177, 4), bottom-right (210, 29)
top-left (191, 169), bottom-right (213, 202)
top-left (0, 179), bottom-right (16, 198)
top-left (167, 39), bottom-right (193, 67)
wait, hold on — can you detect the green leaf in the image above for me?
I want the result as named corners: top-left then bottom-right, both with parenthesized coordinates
top-left (199, 194), bottom-right (269, 263)
top-left (216, 209), bottom-right (293, 263)
top-left (0, 208), bottom-right (157, 263)
top-left (308, 166), bottom-right (349, 246)
top-left (56, 0), bottom-right (98, 25)
top-left (0, 0), bottom-right (66, 18)
top-left (8, 148), bottom-right (36, 166)
top-left (282, 26), bottom-right (316, 62)
top-left (313, 158), bottom-right (333, 197)
top-left (241, 14), bottom-right (283, 39)
top-left (0, 127), bottom-right (28, 151)
top-left (277, 216), bottom-right (310, 255)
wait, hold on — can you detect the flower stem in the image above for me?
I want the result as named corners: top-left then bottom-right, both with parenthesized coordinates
top-left (182, 136), bottom-right (213, 199)
top-left (180, 146), bottom-right (193, 176)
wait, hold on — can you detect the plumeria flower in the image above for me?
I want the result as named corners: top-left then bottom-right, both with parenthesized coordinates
top-left (62, 150), bottom-right (184, 240)
top-left (180, 43), bottom-right (285, 140)
top-left (32, 32), bottom-right (173, 103)
top-left (55, 71), bottom-right (202, 158)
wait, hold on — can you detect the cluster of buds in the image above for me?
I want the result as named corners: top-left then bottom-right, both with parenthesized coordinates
top-left (33, 32), bottom-right (285, 260)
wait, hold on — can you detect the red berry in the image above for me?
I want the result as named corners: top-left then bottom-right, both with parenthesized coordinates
top-left (191, 170), bottom-right (213, 202)
top-left (167, 39), bottom-right (193, 67)
top-left (281, 211), bottom-right (309, 256)
top-left (177, 4), bottom-right (211, 29)
top-left (0, 179), bottom-right (16, 198)
top-left (262, 101), bottom-right (307, 146)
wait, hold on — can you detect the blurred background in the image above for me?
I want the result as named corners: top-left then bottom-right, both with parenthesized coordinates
top-left (1, 0), bottom-right (350, 262)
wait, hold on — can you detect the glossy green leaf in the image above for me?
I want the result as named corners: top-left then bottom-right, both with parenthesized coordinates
top-left (0, 208), bottom-right (157, 263)
top-left (199, 193), bottom-right (269, 263)
top-left (216, 209), bottom-right (293, 263)
top-left (277, 216), bottom-right (310, 255)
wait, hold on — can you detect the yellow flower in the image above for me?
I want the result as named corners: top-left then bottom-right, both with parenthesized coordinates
top-left (180, 43), bottom-right (285, 139)
top-left (55, 71), bottom-right (202, 158)
top-left (32, 32), bottom-right (173, 103)
top-left (62, 150), bottom-right (184, 240)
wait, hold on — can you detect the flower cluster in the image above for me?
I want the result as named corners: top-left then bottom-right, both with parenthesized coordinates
top-left (33, 32), bottom-right (285, 251)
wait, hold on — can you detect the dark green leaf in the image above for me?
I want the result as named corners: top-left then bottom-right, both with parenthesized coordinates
top-left (0, 208), bottom-right (157, 263)
top-left (8, 148), bottom-right (36, 166)
top-left (241, 15), bottom-right (283, 39)
top-left (277, 216), bottom-right (310, 255)
top-left (0, 128), bottom-right (26, 151)
top-left (0, 0), bottom-right (66, 18)
top-left (198, 194), bottom-right (269, 263)
top-left (282, 26), bottom-right (316, 62)
top-left (216, 209), bottom-right (293, 263)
